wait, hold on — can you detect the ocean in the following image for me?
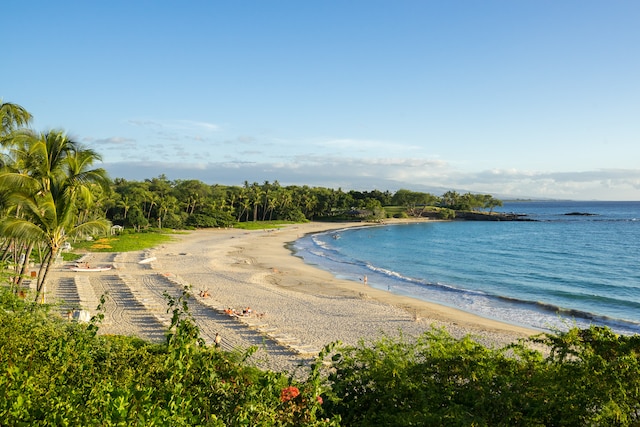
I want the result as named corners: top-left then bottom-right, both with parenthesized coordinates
top-left (292, 201), bottom-right (640, 335)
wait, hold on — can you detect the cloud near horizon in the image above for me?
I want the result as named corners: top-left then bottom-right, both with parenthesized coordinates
top-left (101, 158), bottom-right (640, 201)
top-left (83, 124), bottom-right (640, 201)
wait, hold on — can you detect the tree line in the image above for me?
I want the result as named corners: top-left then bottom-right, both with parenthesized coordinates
top-left (103, 177), bottom-right (502, 230)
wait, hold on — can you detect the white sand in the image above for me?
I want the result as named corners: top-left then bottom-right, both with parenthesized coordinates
top-left (46, 221), bottom-right (539, 373)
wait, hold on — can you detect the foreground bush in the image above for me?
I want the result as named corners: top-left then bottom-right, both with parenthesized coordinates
top-left (325, 327), bottom-right (640, 426)
top-left (0, 289), bottom-right (334, 426)
top-left (1, 286), bottom-right (639, 426)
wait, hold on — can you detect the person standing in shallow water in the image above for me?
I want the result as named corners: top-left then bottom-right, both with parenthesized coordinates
top-left (214, 333), bottom-right (221, 348)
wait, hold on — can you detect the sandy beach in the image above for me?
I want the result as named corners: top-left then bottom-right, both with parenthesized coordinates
top-left (46, 220), bottom-right (539, 373)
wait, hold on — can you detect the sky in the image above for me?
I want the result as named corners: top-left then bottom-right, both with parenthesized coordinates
top-left (4, 1), bottom-right (640, 200)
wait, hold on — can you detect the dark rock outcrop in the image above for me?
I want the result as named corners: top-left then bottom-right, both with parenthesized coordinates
top-left (454, 211), bottom-right (533, 221)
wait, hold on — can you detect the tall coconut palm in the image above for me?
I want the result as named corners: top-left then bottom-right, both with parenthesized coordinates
top-left (117, 195), bottom-right (132, 220)
top-left (0, 102), bottom-right (31, 214)
top-left (0, 186), bottom-right (109, 301)
top-left (0, 100), bottom-right (32, 138)
top-left (249, 182), bottom-right (263, 222)
top-left (0, 130), bottom-right (110, 302)
top-left (0, 123), bottom-right (35, 286)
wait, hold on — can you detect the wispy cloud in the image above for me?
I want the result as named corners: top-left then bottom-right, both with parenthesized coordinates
top-left (83, 136), bottom-right (137, 146)
top-left (126, 118), bottom-right (219, 132)
top-left (176, 120), bottom-right (219, 131)
top-left (317, 138), bottom-right (424, 155)
top-left (221, 135), bottom-right (257, 145)
top-left (92, 126), bottom-right (640, 200)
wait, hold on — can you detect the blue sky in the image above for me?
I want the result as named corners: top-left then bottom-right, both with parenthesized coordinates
top-left (4, 1), bottom-right (640, 200)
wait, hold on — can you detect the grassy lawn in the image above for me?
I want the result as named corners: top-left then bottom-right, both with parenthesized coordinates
top-left (231, 220), bottom-right (301, 230)
top-left (59, 215), bottom-right (411, 260)
top-left (384, 205), bottom-right (407, 217)
top-left (69, 230), bottom-right (179, 253)
top-left (66, 221), bottom-right (298, 255)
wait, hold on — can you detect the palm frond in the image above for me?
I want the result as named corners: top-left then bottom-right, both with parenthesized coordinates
top-left (68, 218), bottom-right (111, 239)
top-left (0, 101), bottom-right (32, 137)
top-left (0, 171), bottom-right (41, 194)
top-left (0, 216), bottom-right (47, 243)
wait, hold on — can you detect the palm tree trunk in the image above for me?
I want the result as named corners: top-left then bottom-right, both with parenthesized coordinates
top-left (261, 192), bottom-right (269, 221)
top-left (34, 249), bottom-right (55, 304)
top-left (0, 238), bottom-right (14, 262)
top-left (15, 241), bottom-right (34, 289)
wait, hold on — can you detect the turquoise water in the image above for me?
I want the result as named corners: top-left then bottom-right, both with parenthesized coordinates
top-left (292, 201), bottom-right (640, 334)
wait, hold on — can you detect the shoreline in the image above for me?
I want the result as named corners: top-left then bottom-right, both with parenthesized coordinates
top-left (233, 219), bottom-right (539, 338)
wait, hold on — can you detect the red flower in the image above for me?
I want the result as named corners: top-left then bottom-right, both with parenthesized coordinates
top-left (280, 386), bottom-right (300, 402)
top-left (316, 395), bottom-right (323, 405)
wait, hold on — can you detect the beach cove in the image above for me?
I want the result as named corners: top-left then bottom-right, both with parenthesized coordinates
top-left (47, 220), bottom-right (538, 373)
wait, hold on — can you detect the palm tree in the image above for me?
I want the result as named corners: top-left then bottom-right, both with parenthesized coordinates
top-left (155, 194), bottom-right (178, 229)
top-left (0, 128), bottom-right (38, 288)
top-left (0, 100), bottom-right (32, 138)
top-left (234, 186), bottom-right (250, 222)
top-left (0, 186), bottom-right (110, 302)
top-left (249, 182), bottom-right (263, 222)
top-left (118, 195), bottom-right (132, 220)
top-left (0, 130), bottom-right (111, 302)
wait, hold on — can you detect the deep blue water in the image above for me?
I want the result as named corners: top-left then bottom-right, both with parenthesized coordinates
top-left (292, 201), bottom-right (640, 335)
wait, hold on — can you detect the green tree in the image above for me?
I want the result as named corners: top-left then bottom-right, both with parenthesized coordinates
top-left (391, 189), bottom-right (438, 217)
top-left (483, 194), bottom-right (503, 212)
top-left (126, 206), bottom-right (149, 231)
top-left (173, 179), bottom-right (212, 216)
top-left (0, 130), bottom-right (110, 302)
top-left (247, 181), bottom-right (263, 222)
top-left (439, 190), bottom-right (461, 210)
top-left (364, 199), bottom-right (386, 221)
top-left (0, 100), bottom-right (32, 139)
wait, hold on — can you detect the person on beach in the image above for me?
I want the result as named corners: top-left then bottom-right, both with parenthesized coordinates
top-left (214, 332), bottom-right (221, 348)
top-left (363, 275), bottom-right (368, 285)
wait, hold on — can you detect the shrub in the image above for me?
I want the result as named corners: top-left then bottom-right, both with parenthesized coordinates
top-left (0, 287), bottom-right (336, 426)
top-left (325, 327), bottom-right (640, 426)
top-left (2, 285), bottom-right (638, 426)
top-left (437, 207), bottom-right (456, 219)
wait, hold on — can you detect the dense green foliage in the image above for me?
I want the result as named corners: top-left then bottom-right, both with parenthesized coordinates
top-left (1, 287), bottom-right (639, 426)
top-left (326, 329), bottom-right (640, 426)
top-left (0, 288), bottom-right (335, 426)
top-left (102, 177), bottom-right (503, 230)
